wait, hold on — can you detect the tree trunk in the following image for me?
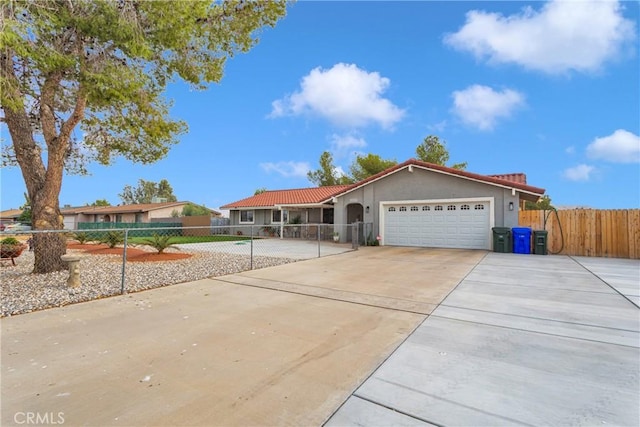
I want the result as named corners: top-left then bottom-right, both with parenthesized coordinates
top-left (30, 192), bottom-right (67, 273)
top-left (2, 55), bottom-right (68, 273)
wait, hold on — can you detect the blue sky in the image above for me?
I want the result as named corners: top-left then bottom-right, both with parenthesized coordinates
top-left (1, 0), bottom-right (639, 212)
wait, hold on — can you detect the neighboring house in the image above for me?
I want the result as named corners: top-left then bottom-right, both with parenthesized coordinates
top-left (221, 159), bottom-right (545, 250)
top-left (61, 202), bottom-right (221, 230)
top-left (0, 209), bottom-right (24, 225)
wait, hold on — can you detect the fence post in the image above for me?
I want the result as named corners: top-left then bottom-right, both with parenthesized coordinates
top-left (250, 226), bottom-right (254, 270)
top-left (120, 228), bottom-right (129, 294)
top-left (317, 224), bottom-right (321, 258)
top-left (352, 222), bottom-right (359, 250)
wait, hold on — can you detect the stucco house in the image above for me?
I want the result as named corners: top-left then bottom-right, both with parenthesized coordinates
top-left (0, 209), bottom-right (24, 225)
top-left (61, 202), bottom-right (221, 230)
top-left (221, 159), bottom-right (545, 250)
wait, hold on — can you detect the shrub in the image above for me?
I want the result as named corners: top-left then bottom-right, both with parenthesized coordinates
top-left (141, 234), bottom-right (180, 254)
top-left (366, 232), bottom-right (380, 246)
top-left (0, 237), bottom-right (20, 245)
top-left (289, 215), bottom-right (302, 224)
top-left (72, 232), bottom-right (92, 244)
top-left (100, 231), bottom-right (125, 248)
top-left (262, 226), bottom-right (278, 237)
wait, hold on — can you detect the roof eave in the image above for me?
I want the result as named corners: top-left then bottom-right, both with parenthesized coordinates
top-left (330, 161), bottom-right (545, 200)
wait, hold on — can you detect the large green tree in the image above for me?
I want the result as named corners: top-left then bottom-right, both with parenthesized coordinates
top-left (181, 203), bottom-right (210, 217)
top-left (349, 153), bottom-right (397, 181)
top-left (525, 195), bottom-right (553, 210)
top-left (1, 0), bottom-right (287, 272)
top-left (307, 151), bottom-right (353, 186)
top-left (416, 135), bottom-right (467, 170)
top-left (119, 179), bottom-right (177, 204)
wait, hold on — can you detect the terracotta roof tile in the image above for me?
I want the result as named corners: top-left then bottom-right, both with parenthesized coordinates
top-left (332, 159), bottom-right (545, 198)
top-left (487, 173), bottom-right (527, 184)
top-left (221, 186), bottom-right (351, 209)
top-left (222, 160), bottom-right (545, 209)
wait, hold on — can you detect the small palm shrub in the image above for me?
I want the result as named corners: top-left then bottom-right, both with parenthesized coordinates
top-left (142, 233), bottom-right (180, 254)
top-left (100, 231), bottom-right (125, 249)
top-left (72, 232), bottom-right (92, 244)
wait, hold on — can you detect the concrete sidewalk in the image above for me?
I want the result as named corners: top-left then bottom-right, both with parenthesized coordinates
top-left (327, 253), bottom-right (640, 426)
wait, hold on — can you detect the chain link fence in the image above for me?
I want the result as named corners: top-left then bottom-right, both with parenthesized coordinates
top-left (1, 223), bottom-right (371, 317)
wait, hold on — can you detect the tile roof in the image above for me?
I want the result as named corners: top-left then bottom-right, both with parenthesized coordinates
top-left (220, 185), bottom-right (351, 209)
top-left (222, 159), bottom-right (545, 209)
top-left (330, 159), bottom-right (545, 199)
top-left (487, 173), bottom-right (527, 184)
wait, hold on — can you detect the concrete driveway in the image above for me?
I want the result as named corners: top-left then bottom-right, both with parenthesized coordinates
top-left (1, 247), bottom-right (482, 426)
top-left (328, 253), bottom-right (640, 426)
top-left (2, 249), bottom-right (638, 426)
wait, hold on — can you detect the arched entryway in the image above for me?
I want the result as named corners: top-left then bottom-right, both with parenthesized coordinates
top-left (345, 203), bottom-right (364, 243)
top-left (102, 214), bottom-right (111, 223)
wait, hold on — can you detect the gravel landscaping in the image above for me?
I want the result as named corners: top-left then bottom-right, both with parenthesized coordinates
top-left (1, 248), bottom-right (296, 317)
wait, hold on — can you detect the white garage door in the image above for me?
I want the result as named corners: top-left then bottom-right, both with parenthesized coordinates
top-left (63, 216), bottom-right (76, 230)
top-left (383, 201), bottom-right (491, 249)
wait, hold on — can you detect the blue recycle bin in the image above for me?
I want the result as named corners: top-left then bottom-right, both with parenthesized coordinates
top-left (512, 227), bottom-right (532, 254)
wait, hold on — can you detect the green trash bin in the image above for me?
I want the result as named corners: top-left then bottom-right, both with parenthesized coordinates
top-left (492, 227), bottom-right (512, 253)
top-left (533, 230), bottom-right (548, 255)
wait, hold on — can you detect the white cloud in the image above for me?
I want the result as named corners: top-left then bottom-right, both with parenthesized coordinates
top-left (334, 165), bottom-right (349, 179)
top-left (330, 133), bottom-right (367, 159)
top-left (260, 161), bottom-right (310, 178)
top-left (565, 146), bottom-right (576, 155)
top-left (427, 120), bottom-right (448, 133)
top-left (586, 129), bottom-right (640, 163)
top-left (563, 164), bottom-right (595, 181)
top-left (444, 0), bottom-right (636, 74)
top-left (269, 63), bottom-right (405, 129)
top-left (451, 85), bottom-right (525, 130)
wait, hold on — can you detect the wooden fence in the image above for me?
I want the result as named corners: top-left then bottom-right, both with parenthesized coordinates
top-left (518, 209), bottom-right (640, 259)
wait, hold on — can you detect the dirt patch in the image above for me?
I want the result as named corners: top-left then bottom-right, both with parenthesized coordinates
top-left (66, 243), bottom-right (192, 263)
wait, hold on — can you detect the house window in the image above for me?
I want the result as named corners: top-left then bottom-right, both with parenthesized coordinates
top-left (461, 205), bottom-right (470, 210)
top-left (388, 207), bottom-right (396, 212)
top-left (447, 205), bottom-right (456, 211)
top-left (272, 209), bottom-right (288, 223)
top-left (410, 206), bottom-right (419, 211)
top-left (435, 205), bottom-right (443, 211)
top-left (240, 210), bottom-right (254, 224)
top-left (116, 214), bottom-right (123, 222)
top-left (422, 206), bottom-right (430, 211)
top-left (474, 204), bottom-right (485, 210)
top-left (134, 213), bottom-right (143, 223)
top-left (399, 206), bottom-right (407, 212)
